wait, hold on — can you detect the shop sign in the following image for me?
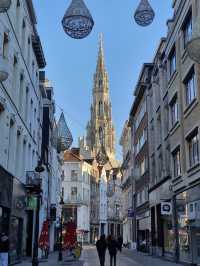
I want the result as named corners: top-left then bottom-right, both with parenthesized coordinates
top-left (27, 196), bottom-right (37, 210)
top-left (161, 202), bottom-right (172, 215)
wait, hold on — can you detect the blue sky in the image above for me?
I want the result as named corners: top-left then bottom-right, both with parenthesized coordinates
top-left (33, 0), bottom-right (173, 160)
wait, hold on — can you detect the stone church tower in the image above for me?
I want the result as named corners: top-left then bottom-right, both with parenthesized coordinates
top-left (86, 35), bottom-right (115, 159)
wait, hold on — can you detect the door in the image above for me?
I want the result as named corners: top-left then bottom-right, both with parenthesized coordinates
top-left (26, 210), bottom-right (33, 256)
top-left (191, 228), bottom-right (200, 264)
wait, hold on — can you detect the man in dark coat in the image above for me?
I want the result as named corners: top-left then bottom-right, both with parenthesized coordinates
top-left (96, 234), bottom-right (107, 266)
top-left (117, 236), bottom-right (123, 252)
top-left (107, 235), bottom-right (118, 266)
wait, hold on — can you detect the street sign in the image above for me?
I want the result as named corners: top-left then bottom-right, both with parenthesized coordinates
top-left (128, 208), bottom-right (134, 218)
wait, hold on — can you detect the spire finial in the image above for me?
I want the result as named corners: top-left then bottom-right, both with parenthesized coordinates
top-left (96, 33), bottom-right (105, 72)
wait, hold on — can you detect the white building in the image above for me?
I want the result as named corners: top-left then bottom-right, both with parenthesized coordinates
top-left (62, 148), bottom-right (91, 243)
top-left (99, 168), bottom-right (108, 236)
top-left (0, 0), bottom-right (46, 263)
top-left (0, 1), bottom-right (62, 262)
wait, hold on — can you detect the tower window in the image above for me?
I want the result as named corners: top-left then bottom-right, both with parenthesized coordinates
top-left (99, 127), bottom-right (103, 145)
top-left (99, 101), bottom-right (103, 116)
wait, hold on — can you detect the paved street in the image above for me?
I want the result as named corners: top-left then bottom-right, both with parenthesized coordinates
top-left (81, 246), bottom-right (183, 266)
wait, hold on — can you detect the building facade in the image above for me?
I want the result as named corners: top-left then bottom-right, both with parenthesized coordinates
top-left (120, 121), bottom-right (134, 246)
top-left (62, 148), bottom-right (91, 243)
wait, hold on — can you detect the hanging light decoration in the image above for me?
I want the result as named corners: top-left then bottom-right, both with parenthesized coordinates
top-left (57, 112), bottom-right (73, 152)
top-left (62, 0), bottom-right (94, 39)
top-left (134, 0), bottom-right (155, 27)
top-left (0, 0), bottom-right (11, 13)
top-left (186, 5), bottom-right (200, 64)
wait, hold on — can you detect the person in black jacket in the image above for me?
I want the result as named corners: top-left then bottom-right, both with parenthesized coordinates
top-left (96, 234), bottom-right (107, 266)
top-left (107, 235), bottom-right (118, 266)
top-left (117, 236), bottom-right (123, 252)
top-left (0, 232), bottom-right (9, 266)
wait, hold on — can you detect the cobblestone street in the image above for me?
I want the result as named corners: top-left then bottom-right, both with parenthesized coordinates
top-left (82, 246), bottom-right (183, 266)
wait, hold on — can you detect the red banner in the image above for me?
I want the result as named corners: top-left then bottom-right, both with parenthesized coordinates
top-left (39, 220), bottom-right (49, 250)
top-left (63, 221), bottom-right (77, 249)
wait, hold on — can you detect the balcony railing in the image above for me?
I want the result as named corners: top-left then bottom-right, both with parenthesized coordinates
top-left (26, 171), bottom-right (42, 186)
top-left (64, 195), bottom-right (89, 206)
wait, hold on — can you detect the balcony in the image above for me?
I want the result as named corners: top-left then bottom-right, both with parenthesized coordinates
top-left (26, 171), bottom-right (42, 186)
top-left (0, 57), bottom-right (9, 82)
top-left (64, 195), bottom-right (89, 206)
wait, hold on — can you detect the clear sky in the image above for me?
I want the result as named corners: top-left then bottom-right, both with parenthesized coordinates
top-left (33, 0), bottom-right (173, 160)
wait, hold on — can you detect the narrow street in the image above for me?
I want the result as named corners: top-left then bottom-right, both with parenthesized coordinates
top-left (81, 246), bottom-right (182, 266)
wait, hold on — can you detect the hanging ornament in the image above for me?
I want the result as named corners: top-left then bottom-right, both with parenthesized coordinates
top-left (57, 112), bottom-right (73, 152)
top-left (186, 4), bottom-right (200, 63)
top-left (0, 0), bottom-right (11, 13)
top-left (134, 0), bottom-right (155, 27)
top-left (62, 0), bottom-right (94, 39)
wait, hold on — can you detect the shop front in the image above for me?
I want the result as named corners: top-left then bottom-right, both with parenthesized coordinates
top-left (0, 166), bottom-right (13, 239)
top-left (149, 179), bottom-right (174, 258)
top-left (9, 178), bottom-right (26, 264)
top-left (136, 210), bottom-right (150, 253)
top-left (176, 185), bottom-right (200, 265)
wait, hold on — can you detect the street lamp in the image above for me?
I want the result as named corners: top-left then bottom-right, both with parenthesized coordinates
top-left (58, 197), bottom-right (64, 261)
top-left (32, 161), bottom-right (45, 266)
top-left (134, 0), bottom-right (155, 27)
top-left (62, 0), bottom-right (94, 39)
top-left (0, 0), bottom-right (11, 13)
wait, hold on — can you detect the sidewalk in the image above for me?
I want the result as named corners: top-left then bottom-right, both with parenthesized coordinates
top-left (122, 248), bottom-right (183, 266)
top-left (16, 252), bottom-right (84, 266)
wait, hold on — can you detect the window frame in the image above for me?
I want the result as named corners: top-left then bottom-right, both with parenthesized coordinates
top-left (182, 10), bottom-right (192, 49)
top-left (184, 68), bottom-right (196, 106)
top-left (172, 147), bottom-right (181, 178)
top-left (187, 130), bottom-right (200, 168)
top-left (168, 46), bottom-right (176, 78)
top-left (170, 95), bottom-right (179, 127)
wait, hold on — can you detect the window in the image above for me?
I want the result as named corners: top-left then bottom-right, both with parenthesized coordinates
top-left (169, 47), bottom-right (176, 77)
top-left (185, 69), bottom-right (196, 106)
top-left (135, 100), bottom-right (146, 129)
top-left (170, 96), bottom-right (179, 126)
top-left (188, 131), bottom-right (199, 168)
top-left (71, 170), bottom-right (78, 181)
top-left (71, 187), bottom-right (77, 199)
top-left (173, 148), bottom-right (181, 178)
top-left (182, 12), bottom-right (192, 49)
top-left (2, 32), bottom-right (9, 58)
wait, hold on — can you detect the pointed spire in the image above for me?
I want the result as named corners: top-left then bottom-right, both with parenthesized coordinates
top-left (96, 33), bottom-right (106, 72)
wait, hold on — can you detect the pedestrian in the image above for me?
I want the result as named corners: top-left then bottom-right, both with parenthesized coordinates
top-left (0, 233), bottom-right (9, 266)
top-left (117, 235), bottom-right (123, 252)
top-left (96, 234), bottom-right (107, 266)
top-left (107, 235), bottom-right (118, 266)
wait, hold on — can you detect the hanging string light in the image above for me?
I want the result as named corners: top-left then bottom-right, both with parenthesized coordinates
top-left (62, 0), bottom-right (94, 39)
top-left (57, 112), bottom-right (73, 152)
top-left (134, 0), bottom-right (155, 27)
top-left (0, 0), bottom-right (11, 13)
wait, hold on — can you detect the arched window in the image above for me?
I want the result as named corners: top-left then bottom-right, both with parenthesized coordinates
top-left (99, 101), bottom-right (103, 116)
top-left (99, 127), bottom-right (103, 145)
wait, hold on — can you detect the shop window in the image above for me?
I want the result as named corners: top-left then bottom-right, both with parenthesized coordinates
top-left (170, 95), bottom-right (179, 127)
top-left (168, 46), bottom-right (176, 78)
top-left (182, 10), bottom-right (192, 49)
top-left (187, 129), bottom-right (199, 168)
top-left (184, 68), bottom-right (196, 106)
top-left (172, 147), bottom-right (181, 178)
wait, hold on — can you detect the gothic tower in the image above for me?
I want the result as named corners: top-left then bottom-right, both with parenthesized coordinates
top-left (86, 34), bottom-right (115, 159)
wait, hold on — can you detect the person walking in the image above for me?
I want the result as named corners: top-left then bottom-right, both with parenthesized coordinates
top-left (96, 234), bottom-right (107, 266)
top-left (117, 235), bottom-right (123, 252)
top-left (0, 233), bottom-right (9, 266)
top-left (107, 235), bottom-right (118, 266)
